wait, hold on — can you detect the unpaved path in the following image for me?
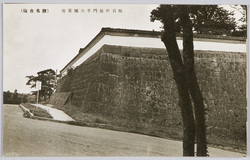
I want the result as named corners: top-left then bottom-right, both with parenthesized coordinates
top-left (32, 104), bottom-right (74, 121)
top-left (3, 104), bottom-right (246, 157)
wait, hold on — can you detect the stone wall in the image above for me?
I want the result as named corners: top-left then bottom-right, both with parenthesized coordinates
top-left (55, 45), bottom-right (247, 148)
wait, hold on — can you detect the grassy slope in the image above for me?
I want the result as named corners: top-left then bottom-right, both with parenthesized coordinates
top-left (52, 104), bottom-right (246, 154)
top-left (52, 105), bottom-right (161, 137)
top-left (21, 103), bottom-right (53, 119)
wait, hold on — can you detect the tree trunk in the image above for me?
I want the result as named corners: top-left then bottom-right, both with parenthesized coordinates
top-left (160, 5), bottom-right (196, 156)
top-left (179, 6), bottom-right (208, 156)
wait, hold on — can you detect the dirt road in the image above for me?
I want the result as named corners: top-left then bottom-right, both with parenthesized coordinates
top-left (3, 104), bottom-right (245, 157)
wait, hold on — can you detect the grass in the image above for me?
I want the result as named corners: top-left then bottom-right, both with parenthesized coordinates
top-left (52, 104), bottom-right (247, 154)
top-left (53, 104), bottom-right (183, 141)
top-left (52, 104), bottom-right (110, 125)
top-left (21, 103), bottom-right (53, 119)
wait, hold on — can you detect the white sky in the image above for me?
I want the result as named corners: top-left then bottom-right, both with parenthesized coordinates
top-left (3, 4), bottom-right (162, 93)
top-left (3, 4), bottom-right (245, 94)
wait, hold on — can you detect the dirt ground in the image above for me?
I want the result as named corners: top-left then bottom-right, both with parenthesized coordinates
top-left (3, 104), bottom-right (246, 157)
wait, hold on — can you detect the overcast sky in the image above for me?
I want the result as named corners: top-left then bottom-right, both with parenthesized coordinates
top-left (3, 4), bottom-right (245, 94)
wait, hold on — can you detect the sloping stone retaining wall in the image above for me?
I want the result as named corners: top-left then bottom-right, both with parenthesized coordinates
top-left (54, 45), bottom-right (246, 148)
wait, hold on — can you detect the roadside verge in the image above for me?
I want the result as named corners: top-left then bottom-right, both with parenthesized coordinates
top-left (19, 103), bottom-right (74, 124)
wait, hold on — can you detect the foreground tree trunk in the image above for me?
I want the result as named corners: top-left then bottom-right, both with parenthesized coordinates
top-left (179, 6), bottom-right (208, 156)
top-left (160, 5), bottom-right (196, 156)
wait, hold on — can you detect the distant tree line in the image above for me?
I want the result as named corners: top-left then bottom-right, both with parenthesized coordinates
top-left (3, 89), bottom-right (28, 104)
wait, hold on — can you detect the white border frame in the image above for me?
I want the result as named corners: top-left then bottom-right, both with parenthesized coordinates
top-left (1, 0), bottom-right (249, 160)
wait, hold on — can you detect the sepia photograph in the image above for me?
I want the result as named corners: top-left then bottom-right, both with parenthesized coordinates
top-left (2, 2), bottom-right (248, 158)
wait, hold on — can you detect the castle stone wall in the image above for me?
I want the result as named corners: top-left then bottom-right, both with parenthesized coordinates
top-left (55, 45), bottom-right (247, 148)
